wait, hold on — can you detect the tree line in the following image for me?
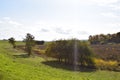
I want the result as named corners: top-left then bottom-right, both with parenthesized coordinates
top-left (89, 32), bottom-right (120, 44)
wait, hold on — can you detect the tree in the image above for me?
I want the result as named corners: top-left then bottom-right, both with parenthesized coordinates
top-left (46, 39), bottom-right (95, 67)
top-left (77, 41), bottom-right (95, 67)
top-left (24, 33), bottom-right (35, 56)
top-left (8, 37), bottom-right (16, 48)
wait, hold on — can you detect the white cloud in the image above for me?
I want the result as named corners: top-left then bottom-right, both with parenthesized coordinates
top-left (0, 21), bottom-right (3, 24)
top-left (1, 17), bottom-right (23, 26)
top-left (8, 20), bottom-right (22, 26)
top-left (109, 4), bottom-right (120, 10)
top-left (55, 0), bottom-right (118, 6)
top-left (54, 27), bottom-right (71, 35)
top-left (77, 31), bottom-right (89, 35)
top-left (33, 20), bottom-right (91, 40)
top-left (40, 28), bottom-right (49, 32)
top-left (90, 0), bottom-right (118, 5)
top-left (3, 17), bottom-right (11, 21)
top-left (114, 7), bottom-right (120, 10)
top-left (0, 17), bottom-right (25, 40)
top-left (0, 18), bottom-right (119, 41)
top-left (105, 23), bottom-right (120, 29)
top-left (100, 12), bottom-right (118, 18)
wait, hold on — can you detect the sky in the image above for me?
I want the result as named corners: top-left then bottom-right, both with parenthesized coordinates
top-left (0, 0), bottom-right (120, 41)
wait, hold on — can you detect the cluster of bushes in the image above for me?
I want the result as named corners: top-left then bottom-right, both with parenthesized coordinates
top-left (46, 39), bottom-right (95, 67)
top-left (94, 58), bottom-right (119, 71)
top-left (89, 32), bottom-right (120, 44)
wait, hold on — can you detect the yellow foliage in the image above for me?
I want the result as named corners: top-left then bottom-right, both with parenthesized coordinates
top-left (40, 50), bottom-right (45, 54)
top-left (33, 49), bottom-right (45, 54)
top-left (94, 58), bottom-right (118, 70)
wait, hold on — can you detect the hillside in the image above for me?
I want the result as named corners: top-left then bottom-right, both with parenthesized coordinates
top-left (0, 40), bottom-right (120, 80)
top-left (91, 44), bottom-right (120, 62)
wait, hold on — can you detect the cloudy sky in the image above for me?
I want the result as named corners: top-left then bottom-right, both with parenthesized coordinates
top-left (0, 0), bottom-right (120, 41)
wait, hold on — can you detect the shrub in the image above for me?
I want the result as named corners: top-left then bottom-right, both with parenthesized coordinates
top-left (34, 49), bottom-right (45, 54)
top-left (94, 58), bottom-right (118, 70)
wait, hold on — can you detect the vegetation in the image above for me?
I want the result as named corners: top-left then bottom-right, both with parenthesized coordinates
top-left (0, 31), bottom-right (120, 79)
top-left (35, 40), bottom-right (45, 45)
top-left (94, 58), bottom-right (119, 71)
top-left (91, 45), bottom-right (120, 62)
top-left (0, 40), bottom-right (120, 80)
top-left (89, 32), bottom-right (120, 71)
top-left (89, 32), bottom-right (120, 44)
top-left (46, 39), bottom-right (95, 67)
top-left (8, 37), bottom-right (16, 48)
top-left (24, 33), bottom-right (35, 56)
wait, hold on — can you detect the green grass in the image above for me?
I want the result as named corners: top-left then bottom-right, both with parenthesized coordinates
top-left (0, 40), bottom-right (120, 80)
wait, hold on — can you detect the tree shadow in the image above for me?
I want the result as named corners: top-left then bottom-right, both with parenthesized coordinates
top-left (13, 53), bottom-right (29, 58)
top-left (42, 60), bottom-right (96, 72)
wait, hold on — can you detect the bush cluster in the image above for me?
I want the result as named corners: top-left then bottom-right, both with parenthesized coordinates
top-left (94, 58), bottom-right (119, 71)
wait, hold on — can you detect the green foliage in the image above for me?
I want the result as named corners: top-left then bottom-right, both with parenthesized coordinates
top-left (8, 37), bottom-right (16, 48)
top-left (46, 39), bottom-right (95, 67)
top-left (77, 41), bottom-right (95, 67)
top-left (24, 33), bottom-right (35, 56)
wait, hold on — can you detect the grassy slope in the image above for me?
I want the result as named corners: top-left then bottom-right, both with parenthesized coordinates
top-left (0, 41), bottom-right (120, 80)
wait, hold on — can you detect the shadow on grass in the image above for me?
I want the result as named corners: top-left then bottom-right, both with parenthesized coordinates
top-left (0, 73), bottom-right (3, 80)
top-left (42, 60), bottom-right (96, 72)
top-left (13, 53), bottom-right (29, 58)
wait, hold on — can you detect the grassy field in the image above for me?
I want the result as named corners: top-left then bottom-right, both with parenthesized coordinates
top-left (0, 40), bottom-right (120, 80)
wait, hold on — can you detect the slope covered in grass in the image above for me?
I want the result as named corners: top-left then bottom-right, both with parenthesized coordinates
top-left (0, 40), bottom-right (120, 80)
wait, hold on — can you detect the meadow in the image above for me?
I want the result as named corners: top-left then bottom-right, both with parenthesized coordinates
top-left (0, 40), bottom-right (120, 80)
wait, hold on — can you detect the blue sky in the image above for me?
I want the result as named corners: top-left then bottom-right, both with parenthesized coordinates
top-left (0, 0), bottom-right (120, 41)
